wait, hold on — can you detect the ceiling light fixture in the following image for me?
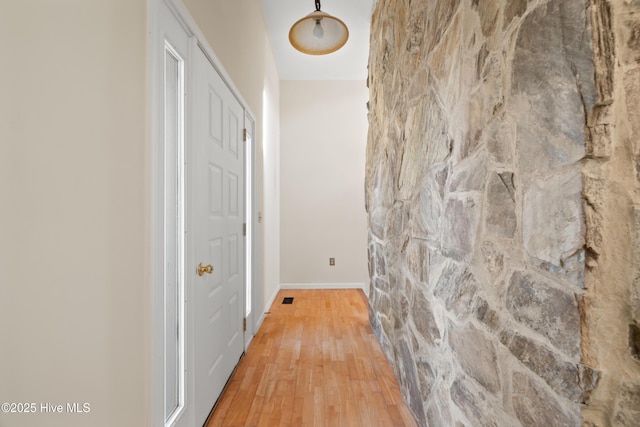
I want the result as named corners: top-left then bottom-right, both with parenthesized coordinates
top-left (288, 0), bottom-right (349, 55)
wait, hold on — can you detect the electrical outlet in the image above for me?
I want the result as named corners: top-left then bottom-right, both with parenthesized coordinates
top-left (329, 257), bottom-right (335, 266)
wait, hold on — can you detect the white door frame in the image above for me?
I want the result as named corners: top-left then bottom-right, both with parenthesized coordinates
top-left (244, 110), bottom-right (260, 351)
top-left (150, 0), bottom-right (258, 425)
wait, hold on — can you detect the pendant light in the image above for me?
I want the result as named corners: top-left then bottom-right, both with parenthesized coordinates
top-left (289, 0), bottom-right (349, 55)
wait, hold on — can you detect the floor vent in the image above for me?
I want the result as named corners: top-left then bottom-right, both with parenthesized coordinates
top-left (282, 297), bottom-right (294, 304)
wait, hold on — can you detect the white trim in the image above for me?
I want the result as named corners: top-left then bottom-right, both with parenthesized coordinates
top-left (280, 283), bottom-right (368, 293)
top-left (162, 39), bottom-right (187, 427)
top-left (244, 113), bottom-right (259, 350)
top-left (257, 285), bottom-right (281, 328)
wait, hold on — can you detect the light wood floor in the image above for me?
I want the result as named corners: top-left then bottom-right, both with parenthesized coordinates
top-left (205, 289), bottom-right (418, 427)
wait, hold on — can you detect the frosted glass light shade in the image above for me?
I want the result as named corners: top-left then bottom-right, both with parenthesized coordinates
top-left (289, 10), bottom-right (349, 55)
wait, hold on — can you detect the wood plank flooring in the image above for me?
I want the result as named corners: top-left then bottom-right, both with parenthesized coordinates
top-left (205, 289), bottom-right (418, 427)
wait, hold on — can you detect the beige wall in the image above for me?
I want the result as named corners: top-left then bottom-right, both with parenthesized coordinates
top-left (582, 1), bottom-right (640, 423)
top-left (0, 1), bottom-right (149, 426)
top-left (280, 80), bottom-right (369, 286)
top-left (261, 41), bottom-right (282, 309)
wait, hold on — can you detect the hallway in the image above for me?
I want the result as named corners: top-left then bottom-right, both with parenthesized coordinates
top-left (205, 289), bottom-right (417, 426)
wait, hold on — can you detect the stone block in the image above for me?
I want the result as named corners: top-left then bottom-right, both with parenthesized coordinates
top-left (485, 172), bottom-right (516, 238)
top-left (587, 124), bottom-right (613, 158)
top-left (450, 378), bottom-right (498, 426)
top-left (424, 0), bottom-right (462, 53)
top-left (368, 245), bottom-right (373, 278)
top-left (506, 271), bottom-right (581, 356)
top-left (410, 289), bottom-right (441, 344)
top-left (375, 290), bottom-right (392, 320)
top-left (578, 363), bottom-right (600, 403)
top-left (370, 308), bottom-right (382, 341)
top-left (386, 201), bottom-right (406, 238)
top-left (583, 169), bottom-right (605, 259)
top-left (531, 249), bottom-right (585, 289)
top-left (449, 152), bottom-right (487, 192)
top-left (392, 290), bottom-right (410, 330)
top-left (512, 0), bottom-right (595, 175)
top-left (500, 331), bottom-right (581, 400)
top-left (416, 359), bottom-right (434, 401)
top-left (503, 0), bottom-right (528, 29)
top-left (481, 241), bottom-right (504, 283)
top-left (429, 13), bottom-right (462, 83)
top-left (465, 95), bottom-right (487, 160)
top-left (441, 197), bottom-right (479, 261)
top-left (474, 298), bottom-right (502, 333)
top-left (476, 43), bottom-right (488, 81)
top-left (398, 92), bottom-right (451, 200)
top-left (473, 0), bottom-right (499, 37)
top-left (405, 8), bottom-right (426, 67)
top-left (384, 239), bottom-right (404, 278)
top-left (405, 238), bottom-right (429, 282)
top-left (395, 338), bottom-right (427, 425)
top-left (408, 68), bottom-right (429, 102)
top-left (369, 207), bottom-right (387, 239)
top-left (448, 323), bottom-right (501, 394)
top-left (398, 102), bottom-right (428, 201)
top-left (413, 164), bottom-right (448, 241)
top-left (427, 250), bottom-right (448, 289)
top-left (523, 169), bottom-right (584, 269)
top-left (433, 261), bottom-right (478, 319)
top-left (479, 54), bottom-right (504, 117)
top-left (381, 313), bottom-right (395, 342)
top-left (374, 276), bottom-right (389, 294)
top-left (512, 372), bottom-right (579, 427)
top-left (374, 243), bottom-right (386, 277)
top-left (365, 141), bottom-right (395, 210)
top-left (426, 384), bottom-right (454, 427)
top-left (483, 114), bottom-right (514, 165)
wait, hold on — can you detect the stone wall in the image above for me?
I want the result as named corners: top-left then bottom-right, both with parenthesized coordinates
top-left (366, 0), bottom-right (640, 425)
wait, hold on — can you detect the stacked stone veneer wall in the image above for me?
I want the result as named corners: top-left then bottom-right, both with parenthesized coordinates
top-left (366, 0), bottom-right (640, 425)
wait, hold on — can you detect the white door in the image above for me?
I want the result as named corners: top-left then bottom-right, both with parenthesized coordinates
top-left (192, 46), bottom-right (245, 425)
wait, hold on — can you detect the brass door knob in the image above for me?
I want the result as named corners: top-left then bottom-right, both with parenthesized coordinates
top-left (197, 263), bottom-right (214, 276)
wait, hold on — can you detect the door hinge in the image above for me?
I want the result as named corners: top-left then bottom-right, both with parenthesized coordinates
top-left (243, 317), bottom-right (247, 332)
top-left (243, 128), bottom-right (247, 141)
top-left (243, 223), bottom-right (246, 236)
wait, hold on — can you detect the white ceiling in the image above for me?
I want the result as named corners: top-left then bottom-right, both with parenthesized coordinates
top-left (260, 0), bottom-right (375, 80)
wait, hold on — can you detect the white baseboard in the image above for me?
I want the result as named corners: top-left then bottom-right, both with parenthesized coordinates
top-left (256, 285), bottom-right (281, 329)
top-left (280, 282), bottom-right (368, 294)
